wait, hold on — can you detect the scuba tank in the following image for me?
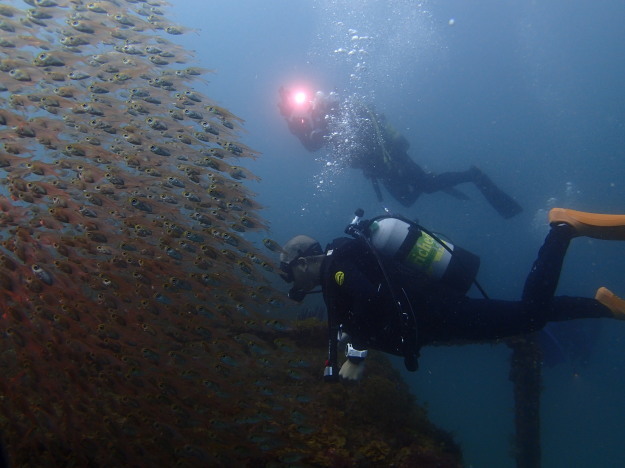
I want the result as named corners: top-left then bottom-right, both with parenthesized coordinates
top-left (367, 217), bottom-right (480, 294)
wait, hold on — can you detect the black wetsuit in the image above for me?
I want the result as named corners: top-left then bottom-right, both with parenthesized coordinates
top-left (322, 223), bottom-right (611, 377)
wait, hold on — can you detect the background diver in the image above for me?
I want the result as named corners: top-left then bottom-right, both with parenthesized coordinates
top-left (278, 86), bottom-right (523, 219)
top-left (278, 207), bottom-right (625, 381)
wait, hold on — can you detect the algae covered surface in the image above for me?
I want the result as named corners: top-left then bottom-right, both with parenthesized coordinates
top-left (0, 0), bottom-right (461, 465)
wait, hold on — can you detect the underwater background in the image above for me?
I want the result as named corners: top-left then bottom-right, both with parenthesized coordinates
top-left (177, 1), bottom-right (625, 467)
top-left (1, 0), bottom-right (624, 466)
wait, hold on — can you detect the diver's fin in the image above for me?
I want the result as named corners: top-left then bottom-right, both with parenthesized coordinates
top-left (471, 167), bottom-right (523, 219)
top-left (443, 187), bottom-right (470, 201)
top-left (595, 287), bottom-right (625, 319)
top-left (549, 208), bottom-right (625, 240)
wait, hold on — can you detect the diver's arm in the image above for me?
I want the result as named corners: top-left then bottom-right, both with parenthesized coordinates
top-left (331, 256), bottom-right (378, 381)
top-left (323, 317), bottom-right (369, 382)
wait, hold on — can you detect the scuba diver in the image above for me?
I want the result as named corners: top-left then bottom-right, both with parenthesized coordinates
top-left (278, 86), bottom-right (523, 219)
top-left (278, 207), bottom-right (625, 381)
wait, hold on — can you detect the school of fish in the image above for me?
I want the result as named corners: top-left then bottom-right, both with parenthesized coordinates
top-left (0, 1), bottom-right (462, 466)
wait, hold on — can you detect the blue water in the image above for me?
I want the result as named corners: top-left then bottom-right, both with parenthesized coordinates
top-left (172, 1), bottom-right (625, 466)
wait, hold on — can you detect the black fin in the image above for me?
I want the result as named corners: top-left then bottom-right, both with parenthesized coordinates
top-left (473, 168), bottom-right (523, 219)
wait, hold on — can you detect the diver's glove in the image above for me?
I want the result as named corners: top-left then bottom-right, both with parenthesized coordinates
top-left (339, 343), bottom-right (367, 381)
top-left (339, 359), bottom-right (365, 381)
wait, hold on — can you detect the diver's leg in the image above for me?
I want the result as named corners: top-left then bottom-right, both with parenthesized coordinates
top-left (411, 170), bottom-right (473, 201)
top-left (522, 222), bottom-right (574, 308)
top-left (419, 170), bottom-right (475, 194)
top-left (381, 178), bottom-right (419, 207)
top-left (549, 207), bottom-right (625, 317)
top-left (384, 154), bottom-right (474, 206)
top-left (422, 295), bottom-right (612, 346)
top-left (421, 297), bottom-right (544, 343)
top-left (547, 296), bottom-right (613, 321)
top-left (382, 156), bottom-right (426, 207)
top-left (526, 211), bottom-right (625, 319)
top-left (421, 167), bottom-right (523, 219)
